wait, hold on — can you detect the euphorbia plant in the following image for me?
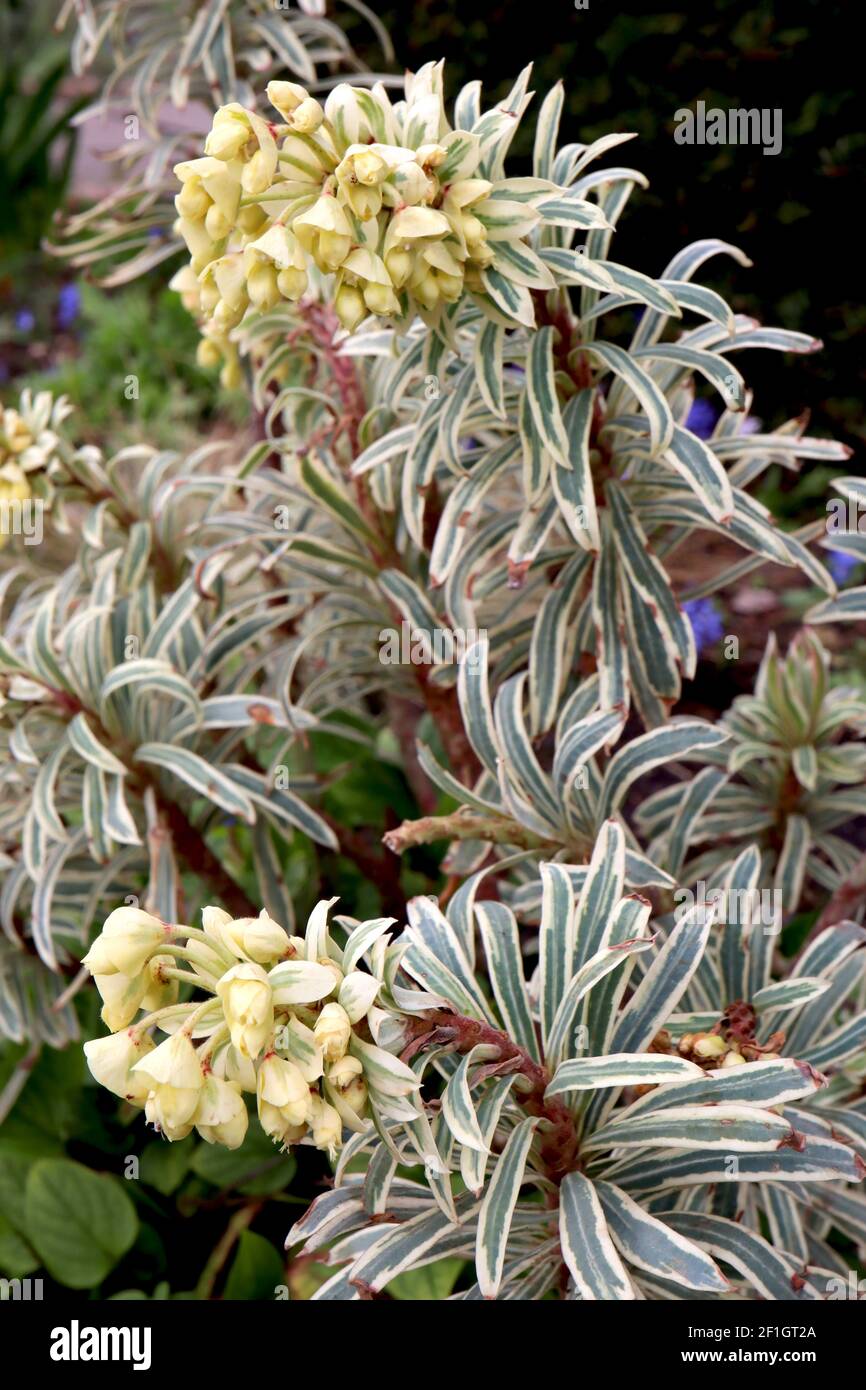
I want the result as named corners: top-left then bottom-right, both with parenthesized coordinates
top-left (81, 823), bottom-right (866, 1300)
top-left (2, 17), bottom-right (865, 1300)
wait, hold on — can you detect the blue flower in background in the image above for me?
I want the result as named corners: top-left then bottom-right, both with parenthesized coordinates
top-left (684, 597), bottom-right (724, 655)
top-left (57, 283), bottom-right (81, 329)
top-left (15, 309), bottom-right (35, 333)
top-left (827, 549), bottom-right (860, 585)
top-left (684, 398), bottom-right (719, 440)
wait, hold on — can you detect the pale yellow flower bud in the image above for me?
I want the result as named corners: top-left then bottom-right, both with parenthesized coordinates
top-left (326, 1056), bottom-right (367, 1120)
top-left (197, 338), bottom-right (222, 370)
top-left (436, 272), bottom-right (464, 303)
top-left (205, 202), bottom-right (233, 241)
top-left (721, 1050), bottom-right (747, 1068)
top-left (195, 1074), bottom-right (249, 1149)
top-left (313, 1001), bottom-right (352, 1062)
top-left (242, 148), bottom-right (273, 197)
top-left (140, 954), bottom-right (179, 1012)
top-left (236, 204), bottom-right (267, 237)
top-left (468, 240), bottom-right (494, 269)
top-left (277, 266), bottom-right (308, 301)
top-left (177, 218), bottom-right (219, 273)
top-left (93, 970), bottom-right (148, 1032)
top-left (83, 906), bottom-right (171, 978)
top-left (291, 97), bottom-right (324, 134)
top-left (206, 118), bottom-right (249, 162)
top-left (335, 283), bottom-right (366, 332)
top-left (169, 263), bottom-right (202, 314)
top-left (385, 247), bottom-right (413, 288)
top-left (257, 1053), bottom-right (312, 1140)
top-left (413, 273), bottom-right (440, 311)
top-left (363, 282), bottom-right (400, 316)
top-left (415, 143), bottom-right (447, 171)
top-left (203, 906), bottom-right (233, 937)
top-left (220, 910), bottom-right (291, 964)
top-left (133, 1032), bottom-right (204, 1138)
top-left (217, 963), bottom-right (274, 1059)
top-left (84, 1030), bottom-right (155, 1105)
top-left (213, 254), bottom-right (249, 314)
top-left (267, 81), bottom-right (310, 120)
top-left (693, 1034), bottom-right (727, 1059)
top-left (212, 300), bottom-right (245, 332)
top-left (220, 357), bottom-right (242, 391)
top-left (144, 1091), bottom-right (195, 1142)
top-left (246, 263), bottom-right (281, 312)
top-left (176, 180), bottom-right (210, 221)
top-left (294, 196), bottom-right (353, 273)
top-left (327, 1055), bottom-right (363, 1089)
top-left (309, 1094), bottom-right (342, 1159)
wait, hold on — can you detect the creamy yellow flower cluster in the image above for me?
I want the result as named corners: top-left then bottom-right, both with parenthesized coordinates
top-left (0, 391), bottom-right (71, 545)
top-left (83, 902), bottom-right (417, 1159)
top-left (170, 71), bottom-right (539, 380)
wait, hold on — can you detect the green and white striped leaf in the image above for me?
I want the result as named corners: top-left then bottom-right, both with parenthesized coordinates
top-left (475, 901), bottom-right (540, 1061)
top-left (546, 1054), bottom-right (703, 1097)
top-left (134, 744), bottom-right (256, 823)
top-left (663, 1213), bottom-right (821, 1301)
top-left (477, 1118), bottom-right (538, 1298)
top-left (596, 1181), bottom-right (729, 1293)
top-left (559, 1172), bottom-right (634, 1300)
top-left (526, 327), bottom-right (570, 467)
top-left (442, 1046), bottom-right (491, 1153)
top-left (585, 342), bottom-right (674, 456)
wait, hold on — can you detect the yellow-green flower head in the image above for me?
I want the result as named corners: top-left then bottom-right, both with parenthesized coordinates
top-left (335, 143), bottom-right (420, 219)
top-left (171, 59), bottom-right (564, 348)
top-left (1, 391), bottom-right (71, 480)
top-left (1, 408), bottom-right (34, 461)
top-left (217, 909), bottom-right (292, 965)
top-left (0, 462), bottom-right (31, 550)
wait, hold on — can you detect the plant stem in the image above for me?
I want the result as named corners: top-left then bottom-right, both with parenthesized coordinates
top-left (160, 799), bottom-right (259, 919)
top-left (195, 1203), bottom-right (264, 1299)
top-left (403, 1010), bottom-right (579, 1184)
top-left (383, 808), bottom-right (560, 856)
